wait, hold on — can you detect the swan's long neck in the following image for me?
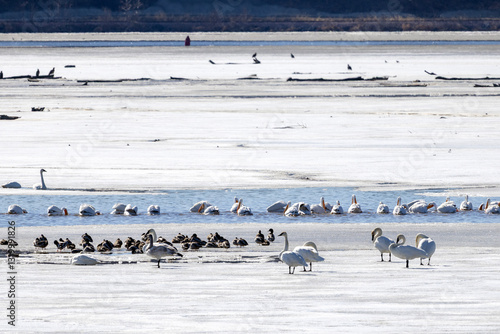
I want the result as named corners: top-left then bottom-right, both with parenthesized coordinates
top-left (147, 234), bottom-right (154, 251)
top-left (40, 170), bottom-right (46, 189)
top-left (148, 229), bottom-right (157, 242)
top-left (279, 233), bottom-right (289, 260)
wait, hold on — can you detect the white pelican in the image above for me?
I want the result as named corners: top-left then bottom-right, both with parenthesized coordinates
top-left (124, 204), bottom-right (138, 216)
top-left (2, 181), bottom-right (21, 189)
top-left (371, 227), bottom-right (395, 262)
top-left (79, 204), bottom-right (100, 216)
top-left (310, 197), bottom-right (332, 214)
top-left (147, 205), bottom-right (161, 215)
top-left (33, 168), bottom-right (47, 190)
top-left (459, 195), bottom-right (473, 211)
top-left (111, 203), bottom-right (126, 214)
top-left (71, 255), bottom-right (98, 265)
top-left (330, 201), bottom-right (344, 214)
top-left (203, 205), bottom-right (220, 215)
top-left (393, 197), bottom-right (407, 215)
top-left (294, 241), bottom-right (324, 272)
top-left (389, 234), bottom-right (428, 268)
top-left (348, 195), bottom-right (362, 213)
top-left (297, 202), bottom-right (312, 215)
top-left (278, 232), bottom-right (308, 274)
top-left (47, 205), bottom-right (68, 216)
top-left (376, 202), bottom-right (390, 214)
top-left (408, 201), bottom-right (436, 214)
top-left (190, 200), bottom-right (212, 212)
top-left (416, 233), bottom-right (436, 265)
top-left (7, 204), bottom-right (27, 214)
top-left (145, 233), bottom-right (183, 268)
top-left (236, 199), bottom-right (253, 216)
top-left (436, 197), bottom-right (457, 213)
top-left (267, 200), bottom-right (287, 213)
top-left (484, 199), bottom-right (500, 214)
top-left (230, 197), bottom-right (240, 213)
top-left (284, 201), bottom-right (300, 217)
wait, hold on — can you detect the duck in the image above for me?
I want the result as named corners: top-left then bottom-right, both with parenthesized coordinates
top-left (293, 241), bottom-right (324, 272)
top-left (278, 232), bottom-right (308, 274)
top-left (79, 204), bottom-right (100, 216)
top-left (310, 197), bottom-right (332, 214)
top-left (47, 205), bottom-right (68, 216)
top-left (376, 202), bottom-right (390, 214)
top-left (114, 238), bottom-right (123, 248)
top-left (330, 201), bottom-right (344, 214)
top-left (233, 237), bottom-right (248, 247)
top-left (145, 233), bottom-right (183, 268)
top-left (348, 195), bottom-right (362, 213)
top-left (147, 205), bottom-right (161, 215)
top-left (371, 227), bottom-right (395, 262)
top-left (82, 242), bottom-right (95, 252)
top-left (267, 229), bottom-right (275, 242)
top-left (459, 195), bottom-right (473, 211)
top-left (111, 203), bottom-right (126, 214)
top-left (33, 168), bottom-right (47, 190)
top-left (393, 197), bottom-right (407, 215)
top-left (266, 200), bottom-right (287, 212)
top-left (436, 197), bottom-right (457, 213)
top-left (97, 240), bottom-right (114, 252)
top-left (415, 233), bottom-right (436, 265)
top-left (33, 234), bottom-right (49, 250)
top-left (81, 233), bottom-right (93, 244)
top-left (7, 204), bottom-right (27, 214)
top-left (408, 200), bottom-right (436, 213)
top-left (236, 199), bottom-right (253, 216)
top-left (255, 230), bottom-right (265, 244)
top-left (389, 234), bottom-right (428, 268)
top-left (124, 204), bottom-right (138, 216)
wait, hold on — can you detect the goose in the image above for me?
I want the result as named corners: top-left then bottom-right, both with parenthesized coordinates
top-left (147, 205), bottom-right (160, 215)
top-left (111, 203), bottom-right (126, 214)
top-left (310, 197), bottom-right (332, 214)
top-left (266, 200), bottom-right (287, 213)
top-left (124, 204), bottom-right (138, 216)
top-left (33, 168), bottom-right (47, 190)
top-left (230, 197), bottom-right (240, 213)
top-left (294, 241), bottom-right (324, 272)
top-left (389, 234), bottom-right (428, 268)
top-left (236, 199), bottom-right (253, 216)
top-left (371, 227), bottom-right (395, 262)
top-left (436, 197), bottom-right (457, 213)
top-left (114, 238), bottom-right (123, 248)
top-left (376, 202), bottom-right (390, 214)
top-left (97, 240), bottom-right (114, 252)
top-left (145, 233), bottom-right (183, 268)
top-left (79, 204), bottom-right (100, 216)
top-left (330, 201), bottom-right (344, 214)
top-left (278, 232), bottom-right (308, 274)
top-left (393, 197), bottom-right (407, 215)
top-left (416, 233), bottom-right (436, 265)
top-left (484, 199), bottom-right (500, 214)
top-left (71, 254), bottom-right (98, 265)
top-left (267, 229), bottom-right (275, 242)
top-left (348, 195), bottom-right (362, 213)
top-left (408, 201), bottom-right (436, 214)
top-left (459, 195), bottom-right (473, 211)
top-left (47, 205), bottom-right (68, 216)
top-left (2, 181), bottom-right (21, 189)
top-left (190, 200), bottom-right (212, 213)
top-left (7, 204), bottom-right (27, 214)
top-left (33, 234), bottom-right (48, 250)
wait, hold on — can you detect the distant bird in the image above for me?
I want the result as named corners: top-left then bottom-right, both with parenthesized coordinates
top-left (47, 205), bottom-right (68, 216)
top-left (348, 195), bottom-right (362, 213)
top-left (330, 200), bottom-right (344, 214)
top-left (347, 64), bottom-right (352, 70)
top-left (290, 53), bottom-right (295, 58)
top-left (425, 70), bottom-right (437, 76)
top-left (252, 52), bottom-right (257, 58)
top-left (236, 198), bottom-right (253, 216)
top-left (253, 57), bottom-right (261, 64)
top-left (436, 197), bottom-right (457, 213)
top-left (48, 67), bottom-right (55, 76)
top-left (33, 234), bottom-right (48, 250)
top-left (376, 202), bottom-right (390, 214)
top-left (255, 230), bottom-right (265, 244)
top-left (79, 204), bottom-right (100, 216)
top-left (393, 197), bottom-right (407, 215)
top-left (267, 200), bottom-right (287, 213)
top-left (460, 195), bottom-right (473, 211)
top-left (111, 203), bottom-right (126, 214)
top-left (7, 204), bottom-right (27, 214)
top-left (81, 233), bottom-right (93, 244)
top-left (267, 229), bottom-right (275, 242)
top-left (0, 71), bottom-right (3, 79)
top-left (124, 204), bottom-right (138, 216)
top-left (147, 205), bottom-right (160, 215)
top-left (114, 238), bottom-right (123, 249)
top-left (209, 60), bottom-right (215, 64)
top-left (33, 168), bottom-right (47, 190)
top-left (36, 69), bottom-right (40, 77)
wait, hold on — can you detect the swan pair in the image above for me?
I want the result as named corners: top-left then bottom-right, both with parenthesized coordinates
top-left (278, 232), bottom-right (324, 274)
top-left (2, 168), bottom-right (47, 190)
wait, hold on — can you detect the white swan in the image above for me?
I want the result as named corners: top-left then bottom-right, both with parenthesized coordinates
top-left (124, 204), bottom-right (138, 216)
top-left (2, 181), bottom-right (21, 189)
top-left (111, 203), bottom-right (126, 214)
top-left (71, 254), bottom-right (98, 265)
top-left (484, 199), bottom-right (500, 214)
top-left (278, 232), bottom-right (308, 274)
top-left (236, 199), bottom-right (253, 216)
top-left (376, 202), bottom-right (390, 214)
top-left (230, 197), bottom-right (240, 213)
top-left (416, 233), bottom-right (436, 265)
top-left (33, 168), bottom-right (47, 190)
top-left (267, 200), bottom-right (287, 213)
top-left (147, 205), bottom-right (160, 215)
top-left (47, 205), bottom-right (68, 216)
top-left (310, 197), bottom-right (332, 214)
top-left (408, 201), bottom-right (436, 214)
top-left (7, 204), bottom-right (27, 214)
top-left (79, 204), bottom-right (100, 216)
top-left (389, 234), bottom-right (428, 268)
top-left (294, 241), bottom-right (324, 271)
top-left (145, 233), bottom-right (183, 268)
top-left (348, 195), bottom-right (362, 213)
top-left (436, 197), bottom-right (457, 213)
top-left (459, 195), bottom-right (473, 211)
top-left (371, 227), bottom-right (395, 262)
top-left (330, 200), bottom-right (344, 214)
top-left (393, 197), bottom-right (407, 215)
top-left (190, 200), bottom-right (212, 212)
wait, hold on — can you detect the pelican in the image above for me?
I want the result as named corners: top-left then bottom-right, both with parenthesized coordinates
top-left (267, 200), bottom-right (287, 213)
top-left (124, 204), bottom-right (138, 216)
top-left (330, 201), bottom-right (344, 214)
top-left (459, 195), bottom-right (473, 211)
top-left (147, 205), bottom-right (161, 215)
top-left (79, 204), bottom-right (100, 216)
top-left (393, 197), bottom-right (407, 215)
top-left (436, 197), bottom-right (457, 213)
top-left (298, 202), bottom-right (312, 215)
top-left (230, 197), bottom-right (240, 213)
top-left (484, 199), bottom-right (500, 214)
top-left (267, 229), bottom-right (275, 242)
top-left (310, 197), bottom-right (333, 214)
top-left (389, 234), bottom-right (428, 268)
top-left (376, 202), bottom-right (390, 214)
top-left (145, 233), bottom-right (183, 268)
top-left (111, 203), bottom-right (126, 214)
top-left (47, 205), bottom-right (68, 216)
top-left (408, 201), bottom-right (436, 213)
top-left (278, 232), bottom-right (308, 274)
top-left (203, 205), bottom-right (220, 215)
top-left (348, 195), bottom-right (362, 213)
top-left (294, 241), bottom-right (324, 272)
top-left (236, 199), bottom-right (253, 216)
top-left (7, 204), bottom-right (27, 214)
top-left (416, 233), bottom-right (436, 265)
top-left (190, 200), bottom-right (212, 212)
top-left (284, 201), bottom-right (300, 217)
top-left (2, 181), bottom-right (21, 188)
top-left (371, 227), bottom-right (395, 262)
top-left (33, 168), bottom-right (47, 190)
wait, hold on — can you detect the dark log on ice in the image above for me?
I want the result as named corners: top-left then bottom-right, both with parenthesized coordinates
top-left (474, 84), bottom-right (491, 87)
top-left (64, 65), bottom-right (76, 68)
top-left (237, 76), bottom-right (261, 80)
top-left (0, 115), bottom-right (20, 120)
top-left (286, 76), bottom-right (388, 82)
top-left (170, 76), bottom-right (190, 80)
top-left (31, 107), bottom-right (45, 112)
top-left (435, 76), bottom-right (500, 81)
top-left (76, 78), bottom-right (150, 83)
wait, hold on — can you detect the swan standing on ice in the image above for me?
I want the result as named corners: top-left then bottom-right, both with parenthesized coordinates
top-left (437, 197), bottom-right (457, 213)
top-left (310, 197), bottom-right (332, 214)
top-left (7, 204), bottom-right (27, 214)
top-left (278, 232), bottom-right (308, 274)
top-left (111, 203), bottom-right (126, 214)
top-left (460, 195), bottom-right (473, 211)
top-left (330, 201), bottom-right (344, 214)
top-left (236, 199), bottom-right (253, 216)
top-left (348, 195), bottom-right (362, 213)
top-left (47, 205), bottom-right (68, 216)
top-left (416, 233), bottom-right (436, 265)
top-left (79, 204), bottom-right (100, 216)
top-left (408, 200), bottom-right (436, 213)
top-left (124, 204), bottom-right (138, 216)
top-left (371, 227), bottom-right (395, 262)
top-left (267, 200), bottom-right (287, 213)
top-left (33, 168), bottom-right (47, 190)
top-left (145, 233), bottom-right (183, 268)
top-left (2, 181), bottom-right (21, 189)
top-left (376, 202), bottom-right (390, 214)
top-left (389, 234), bottom-right (428, 268)
top-left (294, 241), bottom-right (324, 272)
top-left (393, 197), bottom-right (407, 215)
top-left (147, 205), bottom-right (161, 215)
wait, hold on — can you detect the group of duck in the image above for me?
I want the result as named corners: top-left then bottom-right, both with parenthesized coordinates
top-left (6, 195), bottom-right (499, 217)
top-left (371, 227), bottom-right (436, 268)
